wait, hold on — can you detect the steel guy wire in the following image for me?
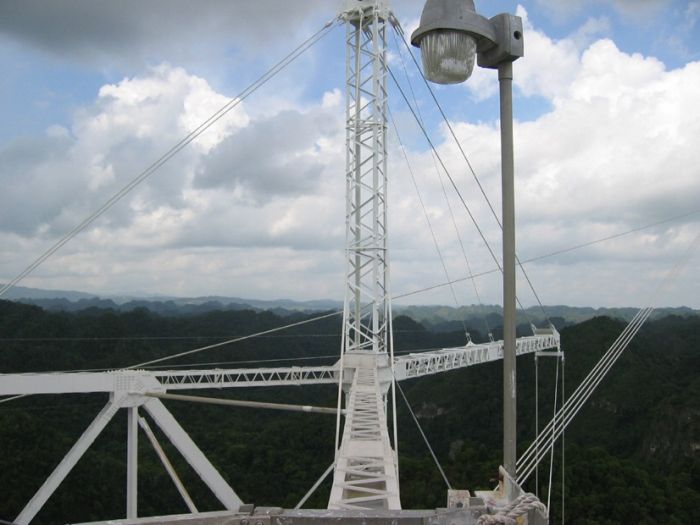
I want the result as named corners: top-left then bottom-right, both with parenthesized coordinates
top-left (386, 63), bottom-right (533, 323)
top-left (0, 16), bottom-right (341, 300)
top-left (127, 310), bottom-right (343, 368)
top-left (5, 217), bottom-right (698, 375)
top-left (516, 307), bottom-right (653, 484)
top-left (393, 206), bottom-right (700, 302)
top-left (388, 107), bottom-right (471, 340)
top-left (518, 229), bottom-right (700, 478)
top-left (2, 204), bottom-right (695, 350)
top-left (390, 27), bottom-right (492, 340)
top-left (393, 24), bottom-right (551, 324)
top-left (517, 306), bottom-right (649, 466)
top-left (395, 378), bottom-right (452, 490)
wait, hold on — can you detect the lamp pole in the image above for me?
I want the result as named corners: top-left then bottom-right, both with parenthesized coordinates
top-left (498, 60), bottom-right (517, 476)
top-left (411, 0), bottom-right (524, 477)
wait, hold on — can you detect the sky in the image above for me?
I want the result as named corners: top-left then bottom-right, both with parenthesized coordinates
top-left (0, 0), bottom-right (699, 309)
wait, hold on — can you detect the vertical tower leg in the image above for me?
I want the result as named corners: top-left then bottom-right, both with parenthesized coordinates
top-left (126, 406), bottom-right (138, 519)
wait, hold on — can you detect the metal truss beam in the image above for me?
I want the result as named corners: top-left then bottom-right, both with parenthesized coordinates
top-left (394, 332), bottom-right (560, 381)
top-left (0, 334), bottom-right (561, 398)
top-left (153, 366), bottom-right (338, 390)
top-left (329, 364), bottom-right (400, 510)
top-left (0, 366), bottom-right (338, 397)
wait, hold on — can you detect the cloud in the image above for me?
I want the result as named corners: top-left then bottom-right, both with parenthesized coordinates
top-left (1, 7), bottom-right (699, 308)
top-left (536, 0), bottom-right (669, 19)
top-left (0, 64), bottom-right (248, 238)
top-left (464, 7), bottom-right (609, 102)
top-left (0, 0), bottom-right (340, 68)
top-left (195, 94), bottom-right (343, 204)
top-left (402, 31), bottom-right (700, 306)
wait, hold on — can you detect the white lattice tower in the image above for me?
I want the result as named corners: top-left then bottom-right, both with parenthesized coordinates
top-left (329, 0), bottom-right (401, 510)
top-left (342, 0), bottom-right (391, 357)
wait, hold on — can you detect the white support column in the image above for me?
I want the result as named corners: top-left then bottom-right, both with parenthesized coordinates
top-left (15, 401), bottom-right (120, 525)
top-left (126, 406), bottom-right (138, 519)
top-left (143, 398), bottom-right (242, 512)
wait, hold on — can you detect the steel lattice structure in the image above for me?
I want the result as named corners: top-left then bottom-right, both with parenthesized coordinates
top-left (0, 1), bottom-right (557, 523)
top-left (342, 0), bottom-right (391, 357)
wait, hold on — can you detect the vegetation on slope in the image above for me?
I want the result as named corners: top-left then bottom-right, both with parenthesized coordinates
top-left (0, 300), bottom-right (697, 524)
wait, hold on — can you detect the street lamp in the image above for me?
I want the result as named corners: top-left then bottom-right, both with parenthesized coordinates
top-left (411, 0), bottom-right (524, 478)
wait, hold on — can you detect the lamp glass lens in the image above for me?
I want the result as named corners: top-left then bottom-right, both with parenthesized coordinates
top-left (420, 30), bottom-right (476, 84)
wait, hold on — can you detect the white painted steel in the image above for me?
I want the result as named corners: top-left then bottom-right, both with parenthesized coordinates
top-left (127, 406), bottom-right (138, 519)
top-left (329, 1), bottom-right (401, 511)
top-left (329, 365), bottom-right (400, 510)
top-left (14, 401), bottom-right (120, 525)
top-left (0, 366), bottom-right (337, 397)
top-left (153, 366), bottom-right (337, 389)
top-left (138, 416), bottom-right (198, 513)
top-left (341, 0), bottom-right (391, 357)
top-left (143, 399), bottom-right (243, 511)
top-left (393, 332), bottom-right (560, 381)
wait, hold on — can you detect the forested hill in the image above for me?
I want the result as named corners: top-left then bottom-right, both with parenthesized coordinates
top-left (0, 300), bottom-right (698, 524)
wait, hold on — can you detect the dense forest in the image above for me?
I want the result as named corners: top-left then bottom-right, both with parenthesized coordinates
top-left (0, 299), bottom-right (698, 524)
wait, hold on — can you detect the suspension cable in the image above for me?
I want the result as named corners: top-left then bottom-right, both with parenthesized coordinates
top-left (518, 229), bottom-right (700, 483)
top-left (395, 379), bottom-right (452, 490)
top-left (0, 16), bottom-right (341, 300)
top-left (128, 310), bottom-right (342, 368)
top-left (386, 64), bottom-right (533, 326)
top-left (392, 24), bottom-right (551, 324)
top-left (390, 28), bottom-right (492, 340)
top-left (561, 353), bottom-right (566, 525)
top-left (388, 107), bottom-right (471, 340)
top-left (534, 353), bottom-right (539, 496)
top-left (393, 207), bottom-right (700, 302)
top-left (0, 394), bottom-right (28, 405)
top-left (517, 306), bottom-right (651, 483)
top-left (546, 357), bottom-right (560, 513)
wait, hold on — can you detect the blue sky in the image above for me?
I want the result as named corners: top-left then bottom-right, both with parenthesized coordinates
top-left (0, 0), bottom-right (699, 308)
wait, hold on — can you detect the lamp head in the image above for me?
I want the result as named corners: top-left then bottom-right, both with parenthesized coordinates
top-left (411, 0), bottom-right (478, 84)
top-left (411, 0), bottom-right (524, 83)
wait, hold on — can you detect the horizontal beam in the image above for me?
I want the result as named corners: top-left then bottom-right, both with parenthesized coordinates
top-left (0, 371), bottom-right (158, 396)
top-left (145, 392), bottom-right (345, 415)
top-left (0, 366), bottom-right (339, 397)
top-left (393, 333), bottom-right (560, 381)
top-left (0, 335), bottom-right (558, 397)
top-left (153, 366), bottom-right (339, 390)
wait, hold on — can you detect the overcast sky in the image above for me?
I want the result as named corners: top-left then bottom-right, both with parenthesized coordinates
top-left (0, 0), bottom-right (699, 308)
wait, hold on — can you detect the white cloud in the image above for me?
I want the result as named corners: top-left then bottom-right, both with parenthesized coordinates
top-left (536, 0), bottom-right (669, 19)
top-left (1, 7), bottom-right (699, 308)
top-left (0, 0), bottom-right (341, 69)
top-left (0, 65), bottom-right (248, 240)
top-left (465, 6), bottom-right (608, 102)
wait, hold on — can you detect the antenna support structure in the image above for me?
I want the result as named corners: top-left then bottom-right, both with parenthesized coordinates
top-left (329, 0), bottom-right (400, 510)
top-left (0, 1), bottom-right (556, 524)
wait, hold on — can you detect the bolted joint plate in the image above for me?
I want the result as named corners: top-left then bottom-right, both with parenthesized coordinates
top-left (477, 14), bottom-right (524, 68)
top-left (343, 0), bottom-right (392, 23)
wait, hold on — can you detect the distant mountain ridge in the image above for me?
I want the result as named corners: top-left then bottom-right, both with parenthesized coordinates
top-left (2, 284), bottom-right (698, 324)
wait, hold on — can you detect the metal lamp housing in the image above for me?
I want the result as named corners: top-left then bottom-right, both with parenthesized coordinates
top-left (411, 0), bottom-right (524, 83)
